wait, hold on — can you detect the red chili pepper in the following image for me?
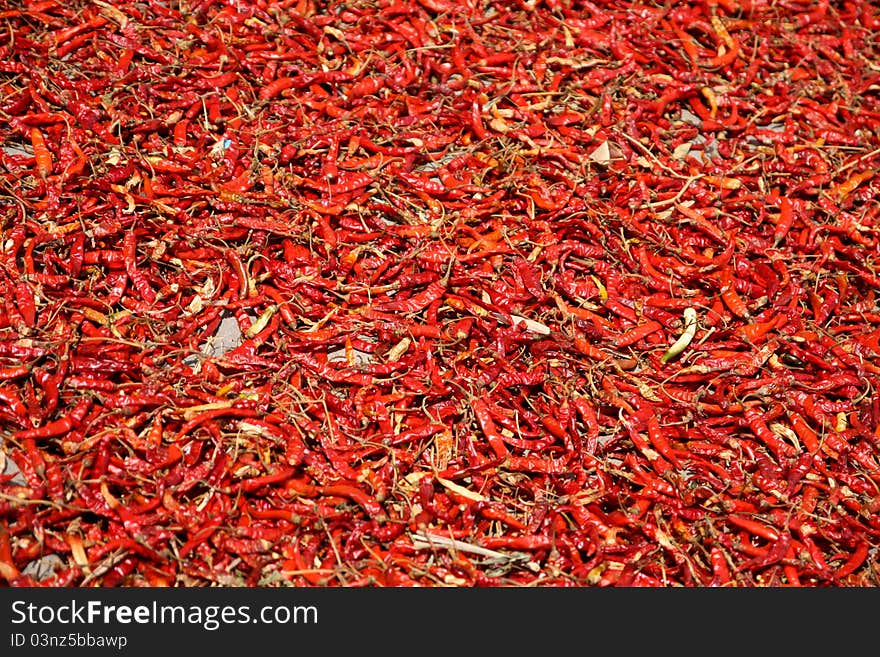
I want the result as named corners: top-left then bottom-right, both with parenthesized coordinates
top-left (13, 282), bottom-right (36, 329)
top-left (321, 483), bottom-right (384, 519)
top-left (744, 403), bottom-right (798, 463)
top-left (237, 466), bottom-right (297, 493)
top-left (348, 76), bottom-right (385, 99)
top-left (258, 76), bottom-right (301, 100)
top-left (29, 126), bottom-right (53, 179)
top-left (123, 230), bottom-right (157, 304)
top-left (613, 320), bottom-right (664, 349)
top-left (179, 523), bottom-right (222, 559)
top-left (727, 514), bottom-right (780, 543)
top-left (376, 280), bottom-right (445, 313)
top-left (709, 546), bottom-right (732, 586)
top-left (772, 195), bottom-right (795, 246)
top-left (833, 542), bottom-right (870, 581)
top-left (0, 365), bottom-right (29, 380)
top-left (13, 398), bottom-right (92, 440)
top-left (34, 367), bottom-right (64, 419)
top-left (478, 535), bottom-right (552, 551)
top-left (716, 266), bottom-right (751, 319)
top-left (473, 397), bottom-right (509, 459)
top-left (0, 529), bottom-right (21, 581)
top-left (1, 0), bottom-right (877, 589)
top-left (646, 412), bottom-right (682, 469)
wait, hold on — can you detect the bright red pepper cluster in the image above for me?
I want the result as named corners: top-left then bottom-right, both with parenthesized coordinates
top-left (1, 0), bottom-right (879, 586)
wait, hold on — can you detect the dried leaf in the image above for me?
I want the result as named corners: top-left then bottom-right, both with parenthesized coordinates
top-left (510, 314), bottom-right (551, 335)
top-left (672, 142), bottom-right (692, 160)
top-left (588, 141), bottom-right (611, 164)
top-left (436, 476), bottom-right (489, 502)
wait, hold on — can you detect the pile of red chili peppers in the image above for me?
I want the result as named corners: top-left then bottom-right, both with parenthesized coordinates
top-left (1, 0), bottom-right (879, 587)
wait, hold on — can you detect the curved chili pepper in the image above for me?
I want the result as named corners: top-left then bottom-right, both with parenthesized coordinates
top-left (13, 398), bottom-right (92, 441)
